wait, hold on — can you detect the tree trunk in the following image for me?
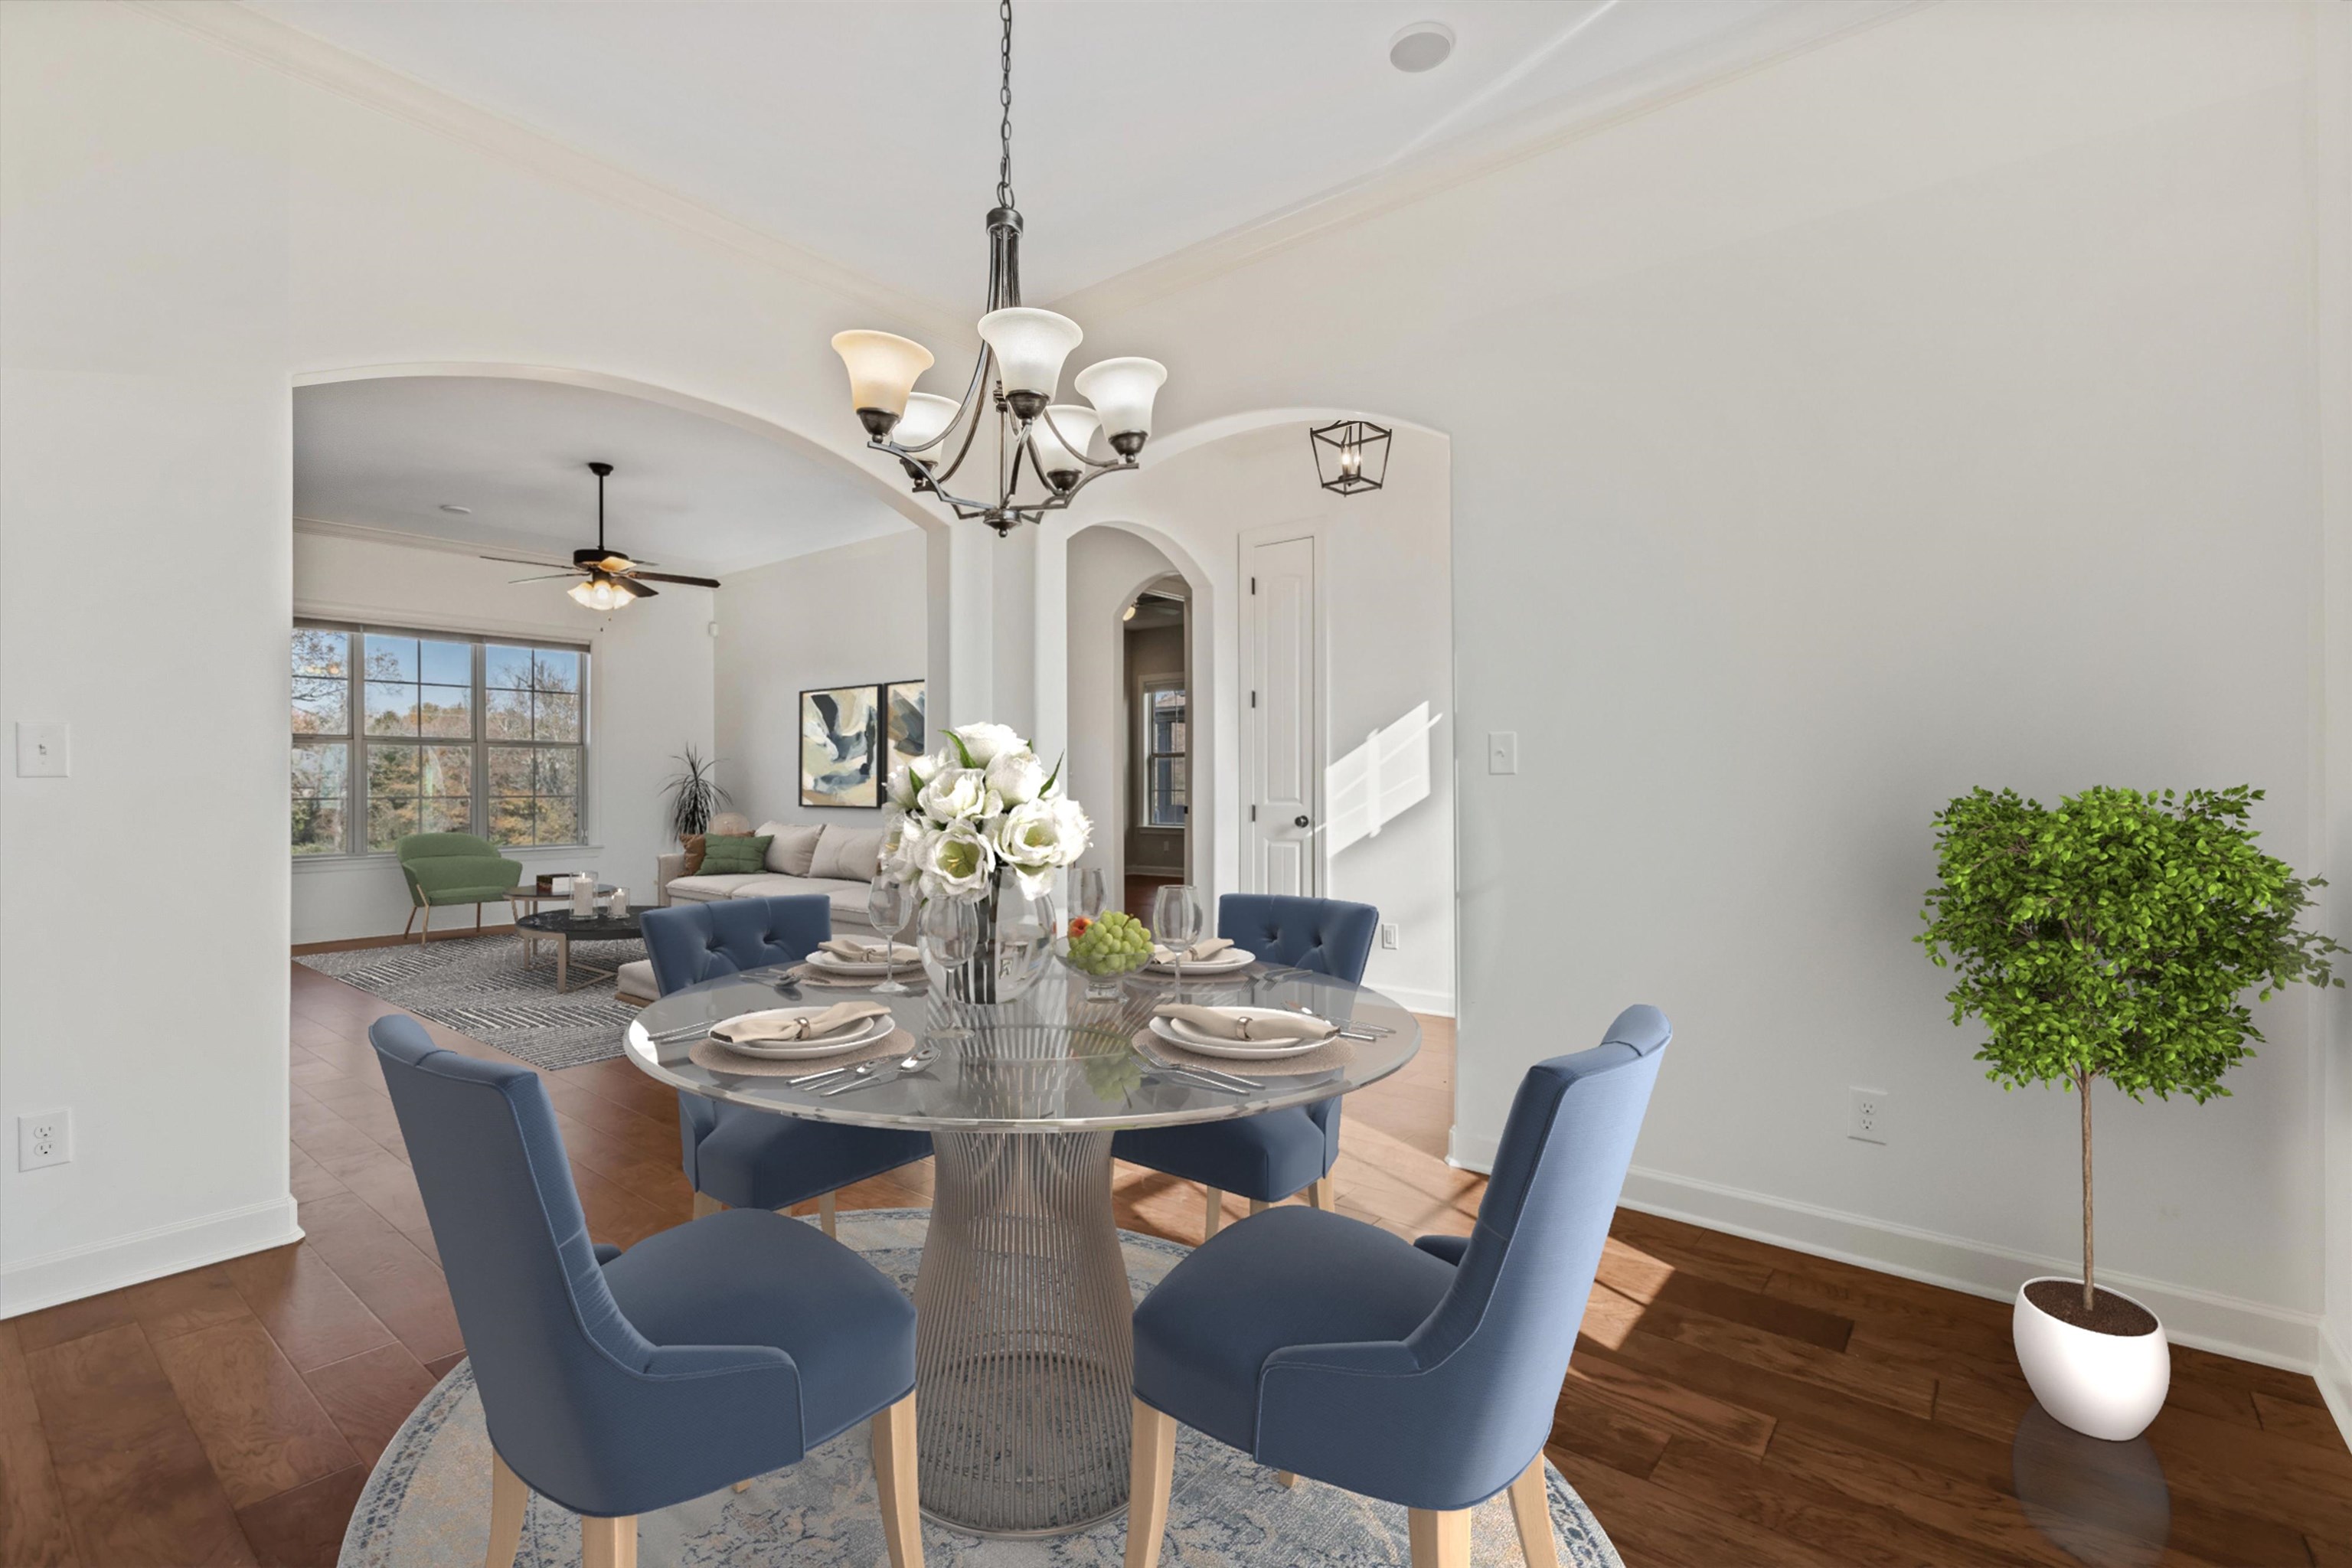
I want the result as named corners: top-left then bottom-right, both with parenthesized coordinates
top-left (2079, 1064), bottom-right (2095, 1314)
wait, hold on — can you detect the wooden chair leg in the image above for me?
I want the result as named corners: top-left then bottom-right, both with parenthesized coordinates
top-left (872, 1391), bottom-right (923, 1568)
top-left (418, 903), bottom-right (433, 944)
top-left (732, 1479), bottom-right (751, 1493)
top-left (693, 1191), bottom-right (724, 1218)
top-left (486, 1450), bottom-right (527, 1568)
top-left (1408, 1508), bottom-right (1469, 1568)
top-left (1309, 1175), bottom-right (1335, 1212)
top-left (475, 901), bottom-right (483, 932)
top-left (1202, 1187), bottom-right (1223, 1240)
top-left (1247, 1197), bottom-right (1269, 1217)
top-left (818, 1190), bottom-right (838, 1239)
top-left (403, 906), bottom-right (418, 939)
top-left (1125, 1399), bottom-right (1176, 1568)
top-left (1507, 1456), bottom-right (1558, 1568)
top-left (1274, 1470), bottom-right (1297, 1488)
top-left (580, 1514), bottom-right (636, 1568)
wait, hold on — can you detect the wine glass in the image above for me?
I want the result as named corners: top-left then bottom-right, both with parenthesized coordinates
top-left (867, 877), bottom-right (916, 995)
top-left (920, 897), bottom-right (980, 1034)
top-left (1074, 867), bottom-right (1109, 924)
top-left (1152, 884), bottom-right (1204, 999)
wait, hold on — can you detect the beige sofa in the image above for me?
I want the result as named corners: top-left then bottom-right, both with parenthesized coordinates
top-left (658, 820), bottom-right (887, 933)
top-left (619, 819), bottom-right (887, 1004)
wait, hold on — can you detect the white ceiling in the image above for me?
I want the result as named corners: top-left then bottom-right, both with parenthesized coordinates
top-left (250, 0), bottom-right (1811, 309)
top-left (292, 376), bottom-right (909, 573)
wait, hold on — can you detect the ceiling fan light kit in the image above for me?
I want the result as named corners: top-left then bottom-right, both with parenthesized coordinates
top-left (484, 459), bottom-right (722, 610)
top-left (830, 0), bottom-right (1166, 536)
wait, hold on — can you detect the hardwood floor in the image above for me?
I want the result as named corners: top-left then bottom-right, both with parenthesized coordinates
top-left (1, 956), bottom-right (2344, 1565)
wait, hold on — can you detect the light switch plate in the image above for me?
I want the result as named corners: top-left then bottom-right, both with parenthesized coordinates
top-left (15, 722), bottom-right (68, 778)
top-left (1487, 731), bottom-right (1518, 775)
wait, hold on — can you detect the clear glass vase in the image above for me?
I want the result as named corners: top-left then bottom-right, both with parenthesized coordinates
top-left (921, 872), bottom-right (1056, 1008)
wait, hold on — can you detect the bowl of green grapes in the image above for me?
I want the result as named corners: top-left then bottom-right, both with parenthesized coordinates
top-left (1060, 911), bottom-right (1153, 999)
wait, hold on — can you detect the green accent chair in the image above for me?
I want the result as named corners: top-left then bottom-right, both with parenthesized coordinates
top-left (397, 833), bottom-right (525, 943)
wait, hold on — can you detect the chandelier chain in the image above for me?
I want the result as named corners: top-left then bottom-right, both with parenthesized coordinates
top-left (996, 0), bottom-right (1015, 210)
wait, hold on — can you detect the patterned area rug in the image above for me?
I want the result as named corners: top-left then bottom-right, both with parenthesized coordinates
top-left (298, 933), bottom-right (642, 1070)
top-left (341, 1210), bottom-right (1623, 1568)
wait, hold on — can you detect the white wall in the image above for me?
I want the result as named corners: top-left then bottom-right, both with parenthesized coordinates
top-left (0, 0), bottom-right (949, 1314)
top-left (714, 530), bottom-right (927, 827)
top-left (1045, 421), bottom-right (1459, 1014)
top-left (290, 528), bottom-right (714, 942)
top-left (1067, 2), bottom-right (2334, 1367)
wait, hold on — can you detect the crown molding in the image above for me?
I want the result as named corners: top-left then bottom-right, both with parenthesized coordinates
top-left (1049, 0), bottom-right (1932, 324)
top-left (291, 512), bottom-right (724, 576)
top-left (129, 2), bottom-right (966, 346)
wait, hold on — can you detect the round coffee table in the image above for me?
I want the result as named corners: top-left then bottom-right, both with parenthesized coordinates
top-left (514, 904), bottom-right (649, 993)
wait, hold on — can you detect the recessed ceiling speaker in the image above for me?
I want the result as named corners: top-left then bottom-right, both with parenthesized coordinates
top-left (1390, 21), bottom-right (1455, 74)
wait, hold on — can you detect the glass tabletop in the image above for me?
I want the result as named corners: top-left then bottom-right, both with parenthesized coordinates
top-left (516, 904), bottom-right (650, 935)
top-left (624, 962), bottom-right (1421, 1132)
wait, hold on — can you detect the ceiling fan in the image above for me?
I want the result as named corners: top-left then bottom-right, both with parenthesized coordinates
top-left (483, 461), bottom-right (720, 611)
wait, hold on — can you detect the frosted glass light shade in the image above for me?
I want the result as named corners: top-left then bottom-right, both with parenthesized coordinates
top-left (893, 393), bottom-right (959, 452)
top-left (1073, 356), bottom-right (1167, 443)
top-left (978, 308), bottom-right (1083, 400)
top-left (570, 577), bottom-right (629, 611)
top-left (1030, 405), bottom-right (1100, 479)
top-left (831, 330), bottom-right (935, 420)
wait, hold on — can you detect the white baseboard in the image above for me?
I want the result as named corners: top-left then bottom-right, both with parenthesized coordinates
top-left (1382, 984), bottom-right (1455, 1019)
top-left (0, 1197), bottom-right (303, 1319)
top-left (2320, 1320), bottom-right (2352, 1452)
top-left (1617, 1166), bottom-right (2321, 1374)
top-left (1447, 1125), bottom-right (1498, 1172)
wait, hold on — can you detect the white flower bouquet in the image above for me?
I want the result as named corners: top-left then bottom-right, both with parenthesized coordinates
top-left (880, 722), bottom-right (1093, 903)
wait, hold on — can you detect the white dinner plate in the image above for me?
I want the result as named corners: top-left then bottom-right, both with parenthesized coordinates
top-left (1148, 1013), bottom-right (1328, 1060)
top-left (807, 949), bottom-right (916, 977)
top-left (1142, 946), bottom-right (1255, 975)
top-left (708, 1008), bottom-right (894, 1060)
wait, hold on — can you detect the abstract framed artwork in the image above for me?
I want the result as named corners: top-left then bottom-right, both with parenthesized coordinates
top-left (800, 685), bottom-right (881, 808)
top-left (883, 679), bottom-right (926, 784)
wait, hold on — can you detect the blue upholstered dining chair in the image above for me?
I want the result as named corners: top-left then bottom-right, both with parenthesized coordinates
top-left (1123, 1004), bottom-right (1671, 1568)
top-left (641, 896), bottom-right (931, 1237)
top-left (366, 1014), bottom-right (925, 1568)
top-left (1110, 893), bottom-right (1380, 1236)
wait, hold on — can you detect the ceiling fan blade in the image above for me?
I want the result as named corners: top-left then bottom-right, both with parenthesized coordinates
top-left (632, 571), bottom-right (723, 589)
top-left (616, 575), bottom-right (658, 599)
top-left (508, 572), bottom-right (583, 584)
top-left (481, 554), bottom-right (575, 570)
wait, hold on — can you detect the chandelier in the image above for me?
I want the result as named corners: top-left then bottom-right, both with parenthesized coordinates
top-left (830, 0), bottom-right (1166, 537)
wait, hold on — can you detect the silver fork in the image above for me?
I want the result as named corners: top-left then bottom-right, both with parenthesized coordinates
top-left (1131, 1039), bottom-right (1258, 1093)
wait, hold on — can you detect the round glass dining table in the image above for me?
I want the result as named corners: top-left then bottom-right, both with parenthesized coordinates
top-left (624, 960), bottom-right (1420, 1537)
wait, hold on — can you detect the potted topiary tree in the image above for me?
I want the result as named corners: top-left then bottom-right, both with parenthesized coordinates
top-left (1917, 785), bottom-right (2339, 1440)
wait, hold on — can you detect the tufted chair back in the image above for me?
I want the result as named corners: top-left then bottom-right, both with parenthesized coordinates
top-left (1217, 894), bottom-right (1378, 984)
top-left (368, 1014), bottom-right (802, 1514)
top-left (642, 896), bottom-right (831, 995)
top-left (1255, 1005), bottom-right (1670, 1508)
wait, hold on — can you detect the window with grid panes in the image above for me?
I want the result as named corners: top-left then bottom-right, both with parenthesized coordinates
top-left (291, 624), bottom-right (588, 855)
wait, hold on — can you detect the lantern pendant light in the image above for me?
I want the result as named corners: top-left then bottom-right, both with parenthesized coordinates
top-left (829, 0), bottom-right (1166, 537)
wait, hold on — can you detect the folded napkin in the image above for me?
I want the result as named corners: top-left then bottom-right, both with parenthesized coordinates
top-left (714, 1002), bottom-right (889, 1044)
top-left (1155, 1005), bottom-right (1334, 1044)
top-left (1152, 936), bottom-right (1236, 963)
top-left (819, 938), bottom-right (920, 962)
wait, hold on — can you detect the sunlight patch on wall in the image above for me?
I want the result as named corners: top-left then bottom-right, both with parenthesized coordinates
top-left (1325, 703), bottom-right (1443, 855)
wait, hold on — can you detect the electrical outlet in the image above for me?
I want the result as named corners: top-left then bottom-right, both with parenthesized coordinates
top-left (1379, 922), bottom-right (1400, 950)
top-left (18, 1109), bottom-right (70, 1171)
top-left (1488, 731), bottom-right (1519, 775)
top-left (1847, 1088), bottom-right (1890, 1145)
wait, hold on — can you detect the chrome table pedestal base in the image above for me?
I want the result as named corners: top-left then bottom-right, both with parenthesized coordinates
top-left (913, 1128), bottom-right (1135, 1535)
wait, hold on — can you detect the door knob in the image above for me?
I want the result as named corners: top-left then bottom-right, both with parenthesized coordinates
top-left (1293, 815), bottom-right (1311, 828)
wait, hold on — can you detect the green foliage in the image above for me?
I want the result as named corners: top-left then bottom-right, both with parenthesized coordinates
top-left (663, 743), bottom-right (733, 841)
top-left (1918, 786), bottom-right (2342, 1102)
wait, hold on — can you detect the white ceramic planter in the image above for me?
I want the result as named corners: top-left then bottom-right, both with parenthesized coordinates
top-left (2013, 1276), bottom-right (2170, 1441)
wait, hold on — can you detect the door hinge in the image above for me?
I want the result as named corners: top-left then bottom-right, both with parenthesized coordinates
top-left (1250, 691), bottom-right (1258, 707)
top-left (1251, 577), bottom-right (1257, 593)
top-left (1250, 805), bottom-right (1258, 822)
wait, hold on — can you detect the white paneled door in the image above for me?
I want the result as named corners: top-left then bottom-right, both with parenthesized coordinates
top-left (1242, 531), bottom-right (1319, 897)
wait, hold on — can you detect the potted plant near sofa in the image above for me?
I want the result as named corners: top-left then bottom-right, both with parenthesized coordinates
top-left (662, 744), bottom-right (733, 845)
top-left (1917, 785), bottom-right (2339, 1440)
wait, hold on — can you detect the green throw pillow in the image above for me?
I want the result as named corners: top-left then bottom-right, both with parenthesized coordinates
top-left (698, 834), bottom-right (771, 876)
